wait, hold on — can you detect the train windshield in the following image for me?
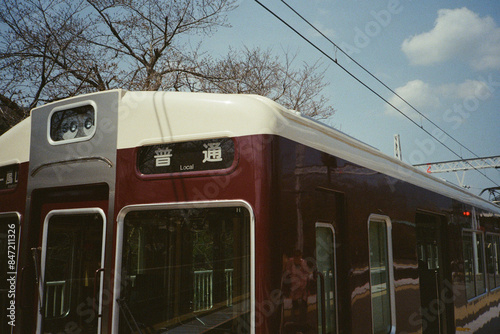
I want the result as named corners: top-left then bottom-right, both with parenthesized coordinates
top-left (118, 206), bottom-right (251, 333)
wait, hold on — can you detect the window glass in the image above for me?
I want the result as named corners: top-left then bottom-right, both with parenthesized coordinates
top-left (475, 234), bottom-right (486, 295)
top-left (42, 212), bottom-right (104, 334)
top-left (463, 230), bottom-right (486, 299)
top-left (50, 105), bottom-right (95, 142)
top-left (316, 224), bottom-right (337, 334)
top-left (119, 206), bottom-right (251, 333)
top-left (463, 232), bottom-right (475, 300)
top-left (369, 218), bottom-right (393, 334)
top-left (486, 234), bottom-right (500, 290)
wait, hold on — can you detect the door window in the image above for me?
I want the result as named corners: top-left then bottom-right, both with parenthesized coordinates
top-left (316, 223), bottom-right (337, 334)
top-left (40, 210), bottom-right (105, 334)
top-left (368, 215), bottom-right (395, 334)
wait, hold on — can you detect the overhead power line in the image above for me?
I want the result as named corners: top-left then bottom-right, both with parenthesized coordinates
top-left (280, 1), bottom-right (483, 162)
top-left (253, 0), bottom-right (500, 188)
top-left (413, 156), bottom-right (500, 173)
top-left (413, 156), bottom-right (500, 189)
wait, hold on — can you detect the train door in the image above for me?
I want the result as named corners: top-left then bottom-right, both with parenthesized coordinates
top-left (281, 225), bottom-right (338, 334)
top-left (280, 187), bottom-right (343, 334)
top-left (416, 212), bottom-right (453, 334)
top-left (38, 209), bottom-right (106, 334)
top-left (30, 185), bottom-right (110, 334)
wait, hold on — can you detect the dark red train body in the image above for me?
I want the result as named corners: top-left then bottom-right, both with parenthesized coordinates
top-left (1, 90), bottom-right (499, 333)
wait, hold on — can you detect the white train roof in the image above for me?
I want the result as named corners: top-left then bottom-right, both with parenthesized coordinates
top-left (1, 89), bottom-right (498, 213)
top-left (118, 90), bottom-right (500, 213)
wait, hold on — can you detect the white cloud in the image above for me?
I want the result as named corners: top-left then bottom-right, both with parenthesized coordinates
top-left (439, 80), bottom-right (492, 100)
top-left (401, 7), bottom-right (500, 70)
top-left (386, 79), bottom-right (492, 117)
top-left (386, 80), bottom-right (440, 116)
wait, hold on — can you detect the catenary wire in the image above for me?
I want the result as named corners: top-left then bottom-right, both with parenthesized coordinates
top-left (282, 0), bottom-right (500, 179)
top-left (280, 0), bottom-right (491, 166)
top-left (253, 0), bottom-right (500, 188)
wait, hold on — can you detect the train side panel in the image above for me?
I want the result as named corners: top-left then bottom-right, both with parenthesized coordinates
top-left (270, 136), bottom-right (500, 334)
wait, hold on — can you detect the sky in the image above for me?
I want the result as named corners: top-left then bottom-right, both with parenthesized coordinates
top-left (201, 0), bottom-right (500, 200)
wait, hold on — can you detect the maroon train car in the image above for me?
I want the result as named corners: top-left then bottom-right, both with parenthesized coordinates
top-left (1, 90), bottom-right (500, 333)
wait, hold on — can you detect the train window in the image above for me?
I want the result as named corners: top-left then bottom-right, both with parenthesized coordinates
top-left (316, 223), bottom-right (338, 334)
top-left (40, 210), bottom-right (105, 334)
top-left (49, 103), bottom-right (96, 144)
top-left (117, 205), bottom-right (251, 333)
top-left (368, 215), bottom-right (396, 334)
top-left (486, 234), bottom-right (500, 290)
top-left (0, 213), bottom-right (20, 333)
top-left (463, 230), bottom-right (487, 299)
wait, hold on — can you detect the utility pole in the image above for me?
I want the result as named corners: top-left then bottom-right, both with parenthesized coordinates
top-left (413, 156), bottom-right (500, 188)
top-left (394, 134), bottom-right (402, 161)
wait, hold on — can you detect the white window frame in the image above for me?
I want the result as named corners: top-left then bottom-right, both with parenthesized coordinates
top-left (367, 214), bottom-right (396, 334)
top-left (36, 208), bottom-right (107, 334)
top-left (47, 100), bottom-right (98, 145)
top-left (112, 200), bottom-right (255, 334)
top-left (315, 222), bottom-right (339, 334)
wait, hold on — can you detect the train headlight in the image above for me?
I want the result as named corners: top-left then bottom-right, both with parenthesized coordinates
top-left (60, 116), bottom-right (79, 140)
top-left (84, 117), bottom-right (93, 130)
top-left (70, 121), bottom-right (78, 133)
top-left (49, 104), bottom-right (96, 144)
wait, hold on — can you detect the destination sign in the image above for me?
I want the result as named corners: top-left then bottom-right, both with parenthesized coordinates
top-left (0, 164), bottom-right (19, 190)
top-left (137, 138), bottom-right (235, 175)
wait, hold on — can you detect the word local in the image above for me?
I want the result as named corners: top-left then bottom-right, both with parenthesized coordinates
top-left (180, 164), bottom-right (195, 171)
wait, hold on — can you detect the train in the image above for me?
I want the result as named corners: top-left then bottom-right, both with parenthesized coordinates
top-left (1, 89), bottom-right (500, 333)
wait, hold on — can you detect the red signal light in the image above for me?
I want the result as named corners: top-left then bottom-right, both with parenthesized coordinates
top-left (463, 211), bottom-right (471, 217)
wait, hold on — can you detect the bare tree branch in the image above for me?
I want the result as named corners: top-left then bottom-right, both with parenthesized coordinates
top-left (188, 47), bottom-right (335, 119)
top-left (0, 0), bottom-right (335, 135)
